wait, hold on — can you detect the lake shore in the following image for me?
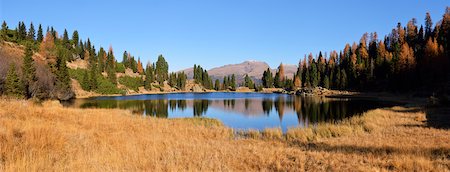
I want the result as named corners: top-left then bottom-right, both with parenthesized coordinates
top-left (0, 98), bottom-right (448, 171)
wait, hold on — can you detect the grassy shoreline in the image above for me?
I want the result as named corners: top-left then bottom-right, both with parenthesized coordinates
top-left (0, 98), bottom-right (449, 171)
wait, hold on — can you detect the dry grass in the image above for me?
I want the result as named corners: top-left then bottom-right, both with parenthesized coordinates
top-left (0, 99), bottom-right (449, 171)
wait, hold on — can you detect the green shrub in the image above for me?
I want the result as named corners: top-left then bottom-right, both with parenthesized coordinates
top-left (116, 63), bottom-right (125, 73)
top-left (96, 75), bottom-right (125, 94)
top-left (118, 76), bottom-right (144, 92)
top-left (69, 68), bottom-right (124, 94)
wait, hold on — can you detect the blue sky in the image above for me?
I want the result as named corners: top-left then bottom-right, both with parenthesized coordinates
top-left (1, 1), bottom-right (448, 71)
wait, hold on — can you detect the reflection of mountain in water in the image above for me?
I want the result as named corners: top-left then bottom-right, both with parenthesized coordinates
top-left (63, 95), bottom-right (394, 127)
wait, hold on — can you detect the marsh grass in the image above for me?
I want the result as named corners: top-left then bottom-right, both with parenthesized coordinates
top-left (0, 99), bottom-right (448, 171)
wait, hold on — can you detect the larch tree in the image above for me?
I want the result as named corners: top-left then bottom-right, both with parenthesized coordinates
top-left (39, 32), bottom-right (57, 66)
top-left (137, 58), bottom-right (144, 74)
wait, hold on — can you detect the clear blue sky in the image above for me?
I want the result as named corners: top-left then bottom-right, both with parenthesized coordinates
top-left (1, 0), bottom-right (448, 71)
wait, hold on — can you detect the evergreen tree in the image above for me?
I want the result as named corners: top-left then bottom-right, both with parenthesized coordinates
top-left (144, 63), bottom-right (154, 90)
top-left (214, 79), bottom-right (220, 91)
top-left (323, 75), bottom-right (330, 89)
top-left (81, 70), bottom-right (91, 91)
top-left (37, 24), bottom-right (43, 42)
top-left (17, 21), bottom-right (27, 41)
top-left (155, 55), bottom-right (168, 84)
top-left (262, 68), bottom-right (274, 88)
top-left (230, 74), bottom-right (236, 91)
top-left (176, 72), bottom-right (187, 90)
top-left (223, 76), bottom-right (228, 90)
top-left (55, 48), bottom-right (73, 100)
top-left (5, 63), bottom-right (25, 98)
top-left (122, 51), bottom-right (129, 68)
top-left (72, 30), bottom-right (79, 47)
top-left (22, 46), bottom-right (37, 97)
top-left (1, 21), bottom-right (8, 41)
top-left (27, 22), bottom-right (35, 41)
top-left (88, 58), bottom-right (98, 90)
top-left (310, 61), bottom-right (319, 87)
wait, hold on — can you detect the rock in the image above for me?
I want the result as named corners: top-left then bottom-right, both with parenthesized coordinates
top-left (191, 85), bottom-right (204, 92)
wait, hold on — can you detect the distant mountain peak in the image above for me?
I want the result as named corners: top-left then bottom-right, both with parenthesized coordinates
top-left (179, 60), bottom-right (297, 83)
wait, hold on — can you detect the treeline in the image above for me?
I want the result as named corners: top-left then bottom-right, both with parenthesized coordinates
top-left (193, 64), bottom-right (238, 91)
top-left (0, 21), bottom-right (188, 99)
top-left (262, 8), bottom-right (450, 94)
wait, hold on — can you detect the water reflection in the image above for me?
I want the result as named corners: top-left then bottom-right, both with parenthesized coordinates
top-left (63, 93), bottom-right (396, 131)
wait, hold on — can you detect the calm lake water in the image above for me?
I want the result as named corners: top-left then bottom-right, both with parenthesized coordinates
top-left (63, 92), bottom-right (397, 132)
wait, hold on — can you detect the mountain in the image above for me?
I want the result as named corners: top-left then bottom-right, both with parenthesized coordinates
top-left (179, 60), bottom-right (297, 84)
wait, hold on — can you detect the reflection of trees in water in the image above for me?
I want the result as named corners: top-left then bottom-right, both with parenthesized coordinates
top-left (274, 96), bottom-right (285, 120)
top-left (177, 100), bottom-right (186, 110)
top-left (143, 100), bottom-right (168, 118)
top-left (193, 100), bottom-right (209, 116)
top-left (223, 99), bottom-right (235, 109)
top-left (261, 99), bottom-right (273, 115)
top-left (244, 99), bottom-right (250, 110)
top-left (74, 95), bottom-right (388, 125)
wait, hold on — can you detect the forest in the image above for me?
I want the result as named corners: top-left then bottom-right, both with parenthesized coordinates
top-left (0, 8), bottom-right (449, 100)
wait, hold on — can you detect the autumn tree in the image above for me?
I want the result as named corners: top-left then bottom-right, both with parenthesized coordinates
top-left (39, 32), bottom-right (57, 66)
top-left (137, 58), bottom-right (144, 74)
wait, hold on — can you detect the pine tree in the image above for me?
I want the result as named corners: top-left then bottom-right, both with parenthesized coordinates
top-left (22, 46), bottom-right (37, 97)
top-left (214, 79), bottom-right (220, 91)
top-left (262, 68), bottom-right (273, 88)
top-left (72, 30), bottom-right (79, 47)
top-left (425, 12), bottom-right (433, 40)
top-left (155, 55), bottom-right (168, 84)
top-left (310, 61), bottom-right (319, 87)
top-left (27, 22), bottom-right (35, 41)
top-left (1, 21), bottom-right (8, 41)
top-left (230, 74), bottom-right (236, 91)
top-left (122, 51), bottom-right (129, 68)
top-left (63, 29), bottom-right (70, 48)
top-left (5, 63), bottom-right (25, 98)
top-left (81, 70), bottom-right (91, 91)
top-left (55, 48), bottom-right (73, 100)
top-left (223, 76), bottom-right (228, 90)
top-left (144, 63), bottom-right (154, 90)
top-left (88, 58), bottom-right (98, 90)
top-left (37, 24), bottom-right (43, 42)
top-left (323, 75), bottom-right (330, 89)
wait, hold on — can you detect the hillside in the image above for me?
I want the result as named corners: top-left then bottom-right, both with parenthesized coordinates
top-left (180, 60), bottom-right (297, 83)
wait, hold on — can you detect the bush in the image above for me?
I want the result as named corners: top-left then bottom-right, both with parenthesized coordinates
top-left (115, 63), bottom-right (125, 73)
top-left (69, 68), bottom-right (124, 94)
top-left (118, 76), bottom-right (144, 92)
top-left (96, 76), bottom-right (125, 94)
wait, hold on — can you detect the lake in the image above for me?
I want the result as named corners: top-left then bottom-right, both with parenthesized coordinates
top-left (62, 92), bottom-right (397, 132)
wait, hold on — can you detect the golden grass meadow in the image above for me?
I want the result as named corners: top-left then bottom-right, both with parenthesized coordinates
top-left (0, 98), bottom-right (449, 171)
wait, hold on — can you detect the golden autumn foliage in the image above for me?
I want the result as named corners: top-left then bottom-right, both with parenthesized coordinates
top-left (137, 58), bottom-right (144, 74)
top-left (38, 32), bottom-right (56, 64)
top-left (397, 43), bottom-right (416, 72)
top-left (278, 63), bottom-right (284, 81)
